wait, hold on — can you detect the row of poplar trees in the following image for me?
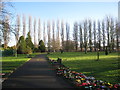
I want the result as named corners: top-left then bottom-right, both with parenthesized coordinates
top-left (1, 14), bottom-right (119, 53)
top-left (14, 14), bottom-right (119, 53)
top-left (0, 1), bottom-right (119, 54)
top-left (12, 15), bottom-right (119, 52)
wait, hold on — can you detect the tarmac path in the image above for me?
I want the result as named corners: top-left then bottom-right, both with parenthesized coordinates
top-left (2, 54), bottom-right (75, 90)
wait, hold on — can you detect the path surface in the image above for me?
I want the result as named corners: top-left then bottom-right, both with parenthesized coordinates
top-left (2, 54), bottom-right (75, 89)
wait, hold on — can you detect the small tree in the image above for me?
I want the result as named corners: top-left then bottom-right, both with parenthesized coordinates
top-left (26, 32), bottom-right (34, 51)
top-left (17, 36), bottom-right (26, 54)
top-left (38, 40), bottom-right (46, 52)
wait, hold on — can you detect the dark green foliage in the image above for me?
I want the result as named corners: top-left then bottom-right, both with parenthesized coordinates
top-left (60, 49), bottom-right (64, 54)
top-left (25, 32), bottom-right (34, 50)
top-left (34, 47), bottom-right (39, 52)
top-left (17, 36), bottom-right (27, 54)
top-left (17, 32), bottom-right (34, 54)
top-left (38, 40), bottom-right (46, 52)
top-left (105, 46), bottom-right (108, 55)
top-left (2, 44), bottom-right (4, 47)
top-left (2, 49), bottom-right (14, 56)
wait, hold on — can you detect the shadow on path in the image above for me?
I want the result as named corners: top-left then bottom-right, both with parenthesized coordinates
top-left (2, 54), bottom-right (75, 90)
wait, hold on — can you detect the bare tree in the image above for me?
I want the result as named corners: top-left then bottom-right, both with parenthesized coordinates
top-left (56, 20), bottom-right (60, 51)
top-left (109, 18), bottom-right (115, 52)
top-left (98, 20), bottom-right (101, 51)
top-left (15, 14), bottom-right (20, 44)
top-left (0, 1), bottom-right (13, 46)
top-left (88, 20), bottom-right (92, 52)
top-left (102, 20), bottom-right (105, 51)
top-left (83, 20), bottom-right (88, 53)
top-left (115, 20), bottom-right (119, 51)
top-left (34, 18), bottom-right (37, 47)
top-left (0, 1), bottom-right (13, 18)
top-left (52, 20), bottom-right (56, 52)
top-left (61, 20), bottom-right (64, 50)
top-left (29, 15), bottom-right (32, 38)
top-left (12, 14), bottom-right (21, 57)
top-left (79, 23), bottom-right (83, 52)
top-left (106, 17), bottom-right (110, 52)
top-left (65, 22), bottom-right (70, 51)
top-left (93, 21), bottom-right (97, 51)
top-left (38, 18), bottom-right (41, 42)
top-left (23, 14), bottom-right (26, 38)
top-left (0, 0), bottom-right (3, 46)
top-left (3, 15), bottom-right (10, 49)
top-left (47, 20), bottom-right (51, 52)
top-left (43, 21), bottom-right (46, 46)
top-left (0, 0), bottom-right (2, 13)
top-left (73, 22), bottom-right (78, 51)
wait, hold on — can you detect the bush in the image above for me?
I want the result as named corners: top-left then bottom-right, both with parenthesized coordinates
top-left (17, 36), bottom-right (27, 54)
top-left (38, 40), bottom-right (46, 52)
top-left (2, 49), bottom-right (14, 56)
top-left (26, 46), bottom-right (32, 54)
top-left (33, 47), bottom-right (39, 52)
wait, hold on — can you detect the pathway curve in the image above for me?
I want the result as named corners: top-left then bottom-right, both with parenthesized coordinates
top-left (2, 54), bottom-right (75, 89)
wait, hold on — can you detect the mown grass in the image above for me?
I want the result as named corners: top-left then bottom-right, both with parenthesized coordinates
top-left (0, 53), bottom-right (40, 74)
top-left (47, 52), bottom-right (120, 84)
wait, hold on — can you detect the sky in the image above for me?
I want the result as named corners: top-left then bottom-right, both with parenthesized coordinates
top-left (13, 2), bottom-right (117, 21)
top-left (8, 1), bottom-right (118, 46)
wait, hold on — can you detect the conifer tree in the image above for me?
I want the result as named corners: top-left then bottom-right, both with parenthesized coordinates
top-left (17, 36), bottom-right (26, 54)
top-left (26, 32), bottom-right (34, 51)
top-left (38, 40), bottom-right (46, 52)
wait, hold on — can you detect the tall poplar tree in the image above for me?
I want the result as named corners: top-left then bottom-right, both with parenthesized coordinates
top-left (56, 20), bottom-right (60, 51)
top-left (93, 21), bottom-right (97, 51)
top-left (52, 20), bottom-right (56, 52)
top-left (88, 20), bottom-right (92, 52)
top-left (84, 20), bottom-right (88, 53)
top-left (47, 20), bottom-right (51, 52)
top-left (102, 20), bottom-right (105, 51)
top-left (23, 14), bottom-right (26, 38)
top-left (34, 18), bottom-right (37, 47)
top-left (38, 18), bottom-right (41, 42)
top-left (29, 15), bottom-right (32, 39)
top-left (73, 22), bottom-right (78, 51)
top-left (79, 23), bottom-right (83, 52)
top-left (98, 20), bottom-right (101, 51)
top-left (61, 20), bottom-right (64, 50)
top-left (65, 22), bottom-right (70, 51)
top-left (43, 21), bottom-right (46, 46)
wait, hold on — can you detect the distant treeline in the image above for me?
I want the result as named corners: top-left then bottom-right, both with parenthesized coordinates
top-left (0, 1), bottom-right (119, 53)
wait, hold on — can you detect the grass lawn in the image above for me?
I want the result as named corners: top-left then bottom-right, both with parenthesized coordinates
top-left (0, 53), bottom-right (40, 74)
top-left (47, 52), bottom-right (120, 84)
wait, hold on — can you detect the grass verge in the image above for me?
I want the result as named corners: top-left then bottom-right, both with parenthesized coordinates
top-left (47, 52), bottom-right (120, 84)
top-left (1, 53), bottom-right (40, 74)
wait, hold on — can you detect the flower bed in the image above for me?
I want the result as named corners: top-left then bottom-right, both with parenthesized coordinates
top-left (48, 57), bottom-right (120, 90)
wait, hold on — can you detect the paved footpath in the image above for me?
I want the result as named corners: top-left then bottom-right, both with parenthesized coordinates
top-left (2, 54), bottom-right (75, 90)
